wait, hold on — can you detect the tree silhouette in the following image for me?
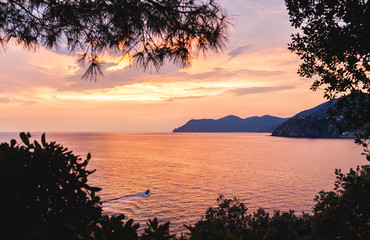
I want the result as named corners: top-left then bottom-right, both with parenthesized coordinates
top-left (0, 0), bottom-right (229, 80)
top-left (286, 0), bottom-right (370, 159)
top-left (0, 132), bottom-right (103, 239)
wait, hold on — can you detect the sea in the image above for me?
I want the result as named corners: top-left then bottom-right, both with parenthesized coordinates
top-left (0, 132), bottom-right (365, 234)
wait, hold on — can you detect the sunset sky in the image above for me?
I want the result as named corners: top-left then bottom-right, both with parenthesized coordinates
top-left (0, 0), bottom-right (326, 132)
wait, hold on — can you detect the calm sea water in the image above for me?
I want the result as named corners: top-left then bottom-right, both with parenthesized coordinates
top-left (0, 132), bottom-right (365, 233)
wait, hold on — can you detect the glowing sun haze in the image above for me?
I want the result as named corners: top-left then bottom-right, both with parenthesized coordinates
top-left (0, 0), bottom-right (325, 132)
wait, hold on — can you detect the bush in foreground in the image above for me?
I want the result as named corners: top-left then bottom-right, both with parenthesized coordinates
top-left (186, 196), bottom-right (311, 240)
top-left (0, 133), bottom-right (170, 240)
top-left (0, 132), bottom-right (103, 239)
top-left (311, 166), bottom-right (370, 239)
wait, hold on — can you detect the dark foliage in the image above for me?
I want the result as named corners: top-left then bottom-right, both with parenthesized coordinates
top-left (0, 132), bottom-right (103, 239)
top-left (142, 218), bottom-right (176, 240)
top-left (186, 196), bottom-right (311, 240)
top-left (0, 0), bottom-right (229, 80)
top-left (248, 209), bottom-right (311, 240)
top-left (197, 196), bottom-right (250, 236)
top-left (186, 221), bottom-right (242, 240)
top-left (285, 0), bottom-right (370, 159)
top-left (94, 214), bottom-right (140, 240)
top-left (286, 0), bottom-right (370, 97)
top-left (312, 165), bottom-right (370, 240)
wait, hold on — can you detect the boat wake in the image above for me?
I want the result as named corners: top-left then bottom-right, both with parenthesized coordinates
top-left (101, 190), bottom-right (151, 214)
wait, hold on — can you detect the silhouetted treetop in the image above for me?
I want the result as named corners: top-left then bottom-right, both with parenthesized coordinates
top-left (286, 0), bottom-right (369, 98)
top-left (286, 0), bottom-right (370, 160)
top-left (0, 0), bottom-right (230, 79)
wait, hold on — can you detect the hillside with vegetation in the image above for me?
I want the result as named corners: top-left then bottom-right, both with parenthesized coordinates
top-left (272, 100), bottom-right (341, 138)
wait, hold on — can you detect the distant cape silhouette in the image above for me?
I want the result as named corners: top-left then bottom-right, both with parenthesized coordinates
top-left (173, 115), bottom-right (288, 133)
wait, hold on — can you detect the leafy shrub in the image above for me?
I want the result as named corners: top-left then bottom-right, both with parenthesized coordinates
top-left (186, 196), bottom-right (310, 240)
top-left (142, 218), bottom-right (176, 240)
top-left (249, 209), bottom-right (311, 240)
top-left (94, 214), bottom-right (140, 240)
top-left (185, 196), bottom-right (247, 239)
top-left (0, 132), bottom-right (103, 239)
top-left (312, 165), bottom-right (370, 239)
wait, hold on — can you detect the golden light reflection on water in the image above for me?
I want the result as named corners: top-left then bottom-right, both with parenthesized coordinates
top-left (0, 132), bottom-right (364, 234)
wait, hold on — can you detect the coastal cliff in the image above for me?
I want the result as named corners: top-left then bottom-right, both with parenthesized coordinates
top-left (271, 100), bottom-right (345, 138)
top-left (271, 116), bottom-right (340, 138)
